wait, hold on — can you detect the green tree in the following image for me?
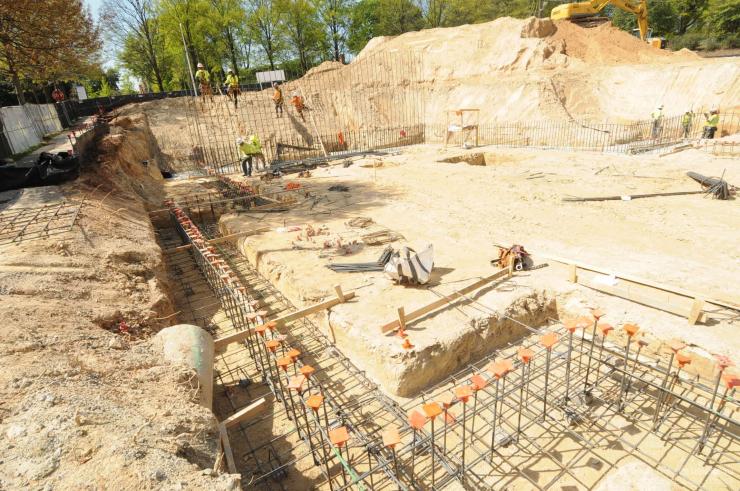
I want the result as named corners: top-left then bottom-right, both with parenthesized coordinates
top-left (247, 0), bottom-right (285, 70)
top-left (705, 0), bottom-right (740, 34)
top-left (209, 0), bottom-right (249, 73)
top-left (377, 0), bottom-right (424, 35)
top-left (280, 0), bottom-right (327, 72)
top-left (673, 0), bottom-right (709, 34)
top-left (316, 0), bottom-right (351, 61)
top-left (347, 0), bottom-right (380, 53)
top-left (611, 1), bottom-right (678, 36)
top-left (102, 0), bottom-right (167, 91)
top-left (0, 0), bottom-right (101, 104)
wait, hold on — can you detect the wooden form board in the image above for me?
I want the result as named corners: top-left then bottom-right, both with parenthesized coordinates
top-left (548, 255), bottom-right (721, 325)
top-left (165, 227), bottom-right (272, 253)
top-left (218, 423), bottom-right (237, 474)
top-left (214, 288), bottom-right (355, 349)
top-left (221, 395), bottom-right (273, 428)
top-left (380, 267), bottom-right (512, 334)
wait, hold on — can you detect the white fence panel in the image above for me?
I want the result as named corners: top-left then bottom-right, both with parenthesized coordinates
top-left (0, 104), bottom-right (62, 155)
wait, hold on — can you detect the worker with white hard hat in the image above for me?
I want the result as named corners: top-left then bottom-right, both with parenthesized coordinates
top-left (194, 62), bottom-right (212, 100)
top-left (651, 105), bottom-right (664, 139)
top-left (702, 108), bottom-right (720, 139)
top-left (237, 134), bottom-right (264, 177)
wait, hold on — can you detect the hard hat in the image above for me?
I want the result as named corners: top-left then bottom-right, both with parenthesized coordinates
top-left (228, 68), bottom-right (234, 73)
top-left (197, 63), bottom-right (204, 68)
top-left (236, 137), bottom-right (244, 145)
top-left (658, 105), bottom-right (663, 109)
top-left (292, 92), bottom-right (298, 97)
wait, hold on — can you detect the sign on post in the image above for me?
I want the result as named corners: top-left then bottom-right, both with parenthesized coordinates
top-left (256, 70), bottom-right (286, 89)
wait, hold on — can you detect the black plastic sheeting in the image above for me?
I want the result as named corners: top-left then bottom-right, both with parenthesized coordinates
top-left (0, 152), bottom-right (79, 192)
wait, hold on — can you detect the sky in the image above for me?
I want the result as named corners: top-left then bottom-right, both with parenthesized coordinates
top-left (84, 0), bottom-right (103, 20)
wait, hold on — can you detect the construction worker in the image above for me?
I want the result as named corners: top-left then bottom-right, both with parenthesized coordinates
top-left (651, 105), bottom-right (664, 139)
top-left (225, 69), bottom-right (239, 109)
top-left (272, 82), bottom-right (283, 117)
top-left (681, 110), bottom-right (693, 138)
top-left (702, 109), bottom-right (720, 139)
top-left (290, 91), bottom-right (305, 121)
top-left (194, 63), bottom-right (212, 99)
top-left (237, 135), bottom-right (264, 177)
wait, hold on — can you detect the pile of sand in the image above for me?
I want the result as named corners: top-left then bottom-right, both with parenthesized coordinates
top-left (356, 16), bottom-right (697, 74)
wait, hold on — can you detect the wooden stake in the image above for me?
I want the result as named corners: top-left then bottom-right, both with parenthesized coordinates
top-left (688, 298), bottom-right (705, 326)
top-left (221, 396), bottom-right (274, 428)
top-left (218, 423), bottom-right (238, 474)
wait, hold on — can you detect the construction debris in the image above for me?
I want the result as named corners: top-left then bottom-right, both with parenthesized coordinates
top-left (326, 245), bottom-right (393, 272)
top-left (687, 171), bottom-right (735, 200)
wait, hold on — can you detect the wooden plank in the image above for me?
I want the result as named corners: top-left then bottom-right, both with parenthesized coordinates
top-left (580, 278), bottom-right (706, 324)
top-left (222, 395), bottom-right (273, 428)
top-left (214, 291), bottom-right (356, 349)
top-left (380, 268), bottom-right (512, 334)
top-left (568, 264), bottom-right (577, 283)
top-left (219, 423), bottom-right (238, 474)
top-left (163, 227), bottom-right (271, 253)
top-left (543, 254), bottom-right (738, 312)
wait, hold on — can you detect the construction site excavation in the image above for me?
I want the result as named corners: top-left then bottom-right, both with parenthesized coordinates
top-left (3, 16), bottom-right (740, 491)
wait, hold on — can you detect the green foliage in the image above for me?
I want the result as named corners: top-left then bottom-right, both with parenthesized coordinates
top-left (347, 0), bottom-right (380, 53)
top-left (705, 0), bottom-right (740, 35)
top-left (611, 2), bottom-right (678, 36)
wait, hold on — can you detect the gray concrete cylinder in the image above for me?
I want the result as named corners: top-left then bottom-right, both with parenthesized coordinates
top-left (153, 324), bottom-right (214, 409)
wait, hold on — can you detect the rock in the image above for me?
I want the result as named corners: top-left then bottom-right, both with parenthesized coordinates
top-left (152, 469), bottom-right (166, 481)
top-left (108, 337), bottom-right (125, 350)
top-left (202, 468), bottom-right (215, 477)
top-left (38, 393), bottom-right (57, 406)
top-left (6, 425), bottom-right (27, 439)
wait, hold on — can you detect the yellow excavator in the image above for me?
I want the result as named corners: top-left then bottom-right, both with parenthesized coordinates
top-left (550, 0), bottom-right (664, 48)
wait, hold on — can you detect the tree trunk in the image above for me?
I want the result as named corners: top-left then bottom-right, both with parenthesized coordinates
top-left (11, 71), bottom-right (25, 105)
top-left (226, 27), bottom-right (239, 73)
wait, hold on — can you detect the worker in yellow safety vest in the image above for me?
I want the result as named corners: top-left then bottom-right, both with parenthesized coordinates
top-left (194, 63), bottom-right (212, 99)
top-left (238, 135), bottom-right (264, 177)
top-left (702, 109), bottom-right (719, 139)
top-left (225, 69), bottom-right (240, 108)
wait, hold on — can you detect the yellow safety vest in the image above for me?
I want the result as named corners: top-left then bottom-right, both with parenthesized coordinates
top-left (195, 69), bottom-right (209, 83)
top-left (225, 74), bottom-right (239, 88)
top-left (239, 135), bottom-right (262, 155)
top-left (705, 114), bottom-right (719, 128)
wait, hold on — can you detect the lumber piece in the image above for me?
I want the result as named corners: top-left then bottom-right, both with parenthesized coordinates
top-left (380, 268), bottom-right (512, 334)
top-left (218, 423), bottom-right (237, 474)
top-left (221, 396), bottom-right (273, 428)
top-left (543, 254), bottom-right (739, 312)
top-left (579, 277), bottom-right (707, 324)
top-left (164, 227), bottom-right (271, 253)
top-left (214, 291), bottom-right (356, 349)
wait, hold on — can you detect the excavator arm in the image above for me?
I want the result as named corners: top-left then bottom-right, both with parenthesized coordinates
top-left (550, 0), bottom-right (649, 41)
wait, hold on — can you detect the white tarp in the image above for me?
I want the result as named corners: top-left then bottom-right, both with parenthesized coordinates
top-left (0, 104), bottom-right (63, 155)
top-left (75, 85), bottom-right (87, 101)
top-left (256, 70), bottom-right (285, 84)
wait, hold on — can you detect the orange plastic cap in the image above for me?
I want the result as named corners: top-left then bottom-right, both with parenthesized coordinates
top-left (623, 323), bottom-right (640, 337)
top-left (455, 385), bottom-right (473, 402)
top-left (306, 394), bottom-right (323, 410)
top-left (329, 426), bottom-right (350, 446)
top-left (598, 323), bottom-right (614, 336)
top-left (287, 375), bottom-right (306, 391)
top-left (668, 341), bottom-right (686, 353)
top-left (541, 332), bottom-right (558, 350)
top-left (287, 348), bottom-right (301, 360)
top-left (438, 392), bottom-right (455, 408)
top-left (591, 308), bottom-right (605, 320)
top-left (300, 365), bottom-right (315, 378)
top-left (277, 356), bottom-right (293, 369)
top-left (255, 324), bottom-right (268, 335)
top-left (722, 372), bottom-right (740, 390)
top-left (563, 318), bottom-right (578, 333)
top-left (265, 339), bottom-right (281, 351)
top-left (576, 316), bottom-right (592, 329)
top-left (714, 354), bottom-right (734, 369)
top-left (470, 374), bottom-right (488, 391)
top-left (518, 347), bottom-right (534, 364)
top-left (382, 426), bottom-right (401, 448)
top-left (401, 338), bottom-right (414, 350)
top-left (408, 410), bottom-right (427, 430)
top-left (676, 353), bottom-right (692, 367)
top-left (423, 402), bottom-right (443, 419)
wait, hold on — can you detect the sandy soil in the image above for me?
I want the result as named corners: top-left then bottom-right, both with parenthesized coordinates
top-left (218, 143), bottom-right (739, 396)
top-left (0, 113), bottom-right (239, 490)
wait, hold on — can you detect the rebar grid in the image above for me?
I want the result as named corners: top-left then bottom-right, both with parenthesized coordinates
top-left (0, 200), bottom-right (81, 245)
top-left (158, 199), bottom-right (738, 490)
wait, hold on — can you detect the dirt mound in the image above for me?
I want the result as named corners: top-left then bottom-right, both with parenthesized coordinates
top-left (304, 60), bottom-right (343, 77)
top-left (550, 21), bottom-right (698, 65)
